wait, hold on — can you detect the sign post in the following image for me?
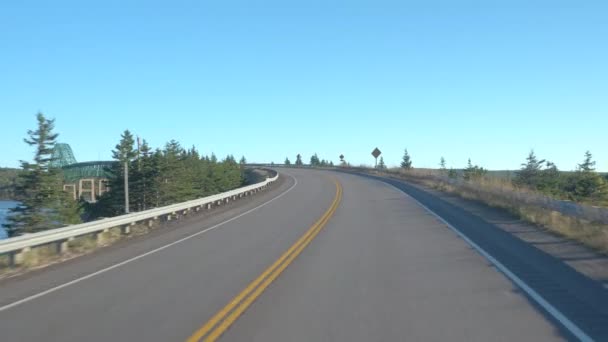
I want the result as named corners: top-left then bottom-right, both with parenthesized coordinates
top-left (371, 148), bottom-right (382, 169)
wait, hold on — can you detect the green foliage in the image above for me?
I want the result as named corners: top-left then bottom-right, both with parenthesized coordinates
top-left (564, 151), bottom-right (607, 203)
top-left (307, 153), bottom-right (332, 167)
top-left (3, 113), bottom-right (82, 236)
top-left (514, 150), bottom-right (546, 188)
top-left (439, 157), bottom-right (446, 171)
top-left (310, 153), bottom-right (320, 166)
top-left (87, 133), bottom-right (245, 219)
top-left (511, 150), bottom-right (607, 205)
top-left (448, 168), bottom-right (458, 179)
top-left (295, 154), bottom-right (303, 166)
top-left (284, 157), bottom-right (291, 165)
top-left (378, 157), bottom-right (386, 170)
top-left (400, 149), bottom-right (412, 169)
top-left (463, 158), bottom-right (487, 181)
top-left (0, 168), bottom-right (21, 200)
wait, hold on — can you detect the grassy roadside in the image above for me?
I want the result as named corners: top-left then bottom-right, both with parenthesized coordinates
top-left (0, 221), bottom-right (157, 279)
top-left (361, 168), bottom-right (608, 254)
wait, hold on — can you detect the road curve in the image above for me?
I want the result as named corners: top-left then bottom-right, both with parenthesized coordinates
top-left (0, 169), bottom-right (576, 341)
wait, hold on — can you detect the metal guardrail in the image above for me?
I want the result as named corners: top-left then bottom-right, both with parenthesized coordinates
top-left (0, 173), bottom-right (279, 257)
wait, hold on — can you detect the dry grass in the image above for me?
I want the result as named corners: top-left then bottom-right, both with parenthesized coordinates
top-left (368, 168), bottom-right (608, 254)
top-left (0, 220), bottom-right (159, 277)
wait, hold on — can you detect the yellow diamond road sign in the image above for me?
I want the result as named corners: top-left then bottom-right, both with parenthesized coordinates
top-left (372, 148), bottom-right (381, 158)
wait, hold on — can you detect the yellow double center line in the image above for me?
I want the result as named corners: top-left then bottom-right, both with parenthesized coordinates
top-left (187, 179), bottom-right (343, 342)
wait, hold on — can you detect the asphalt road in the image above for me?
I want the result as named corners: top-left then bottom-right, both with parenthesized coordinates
top-left (0, 168), bottom-right (600, 341)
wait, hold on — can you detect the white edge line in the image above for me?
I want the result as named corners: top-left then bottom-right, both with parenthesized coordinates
top-left (376, 178), bottom-right (594, 342)
top-left (0, 173), bottom-right (298, 313)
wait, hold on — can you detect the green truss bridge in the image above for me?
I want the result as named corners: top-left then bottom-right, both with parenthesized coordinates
top-left (52, 143), bottom-right (115, 202)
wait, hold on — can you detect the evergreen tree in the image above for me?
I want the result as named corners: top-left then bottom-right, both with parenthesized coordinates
top-left (158, 140), bottom-right (192, 204)
top-left (239, 156), bottom-right (247, 166)
top-left (578, 151), bottom-right (595, 172)
top-left (4, 113), bottom-right (81, 236)
top-left (93, 130), bottom-right (137, 217)
top-left (310, 153), bottom-right (320, 166)
top-left (568, 151), bottom-right (607, 201)
top-left (537, 161), bottom-right (561, 196)
top-left (284, 157), bottom-right (291, 165)
top-left (463, 158), bottom-right (487, 181)
top-left (448, 168), bottom-right (458, 179)
top-left (295, 154), bottom-right (303, 166)
top-left (514, 150), bottom-right (545, 189)
top-left (378, 157), bottom-right (387, 170)
top-left (400, 149), bottom-right (412, 169)
top-left (329, 161), bottom-right (334, 167)
top-left (86, 137), bottom-right (247, 219)
top-left (439, 157), bottom-right (446, 171)
top-left (439, 157), bottom-right (447, 176)
top-left (132, 139), bottom-right (158, 210)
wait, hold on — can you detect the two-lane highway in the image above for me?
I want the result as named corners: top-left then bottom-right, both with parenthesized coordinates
top-left (0, 169), bottom-right (570, 341)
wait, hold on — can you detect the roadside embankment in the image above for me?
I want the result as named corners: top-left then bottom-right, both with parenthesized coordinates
top-left (352, 167), bottom-right (608, 255)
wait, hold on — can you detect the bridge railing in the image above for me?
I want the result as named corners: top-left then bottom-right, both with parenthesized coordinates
top-left (0, 173), bottom-right (279, 265)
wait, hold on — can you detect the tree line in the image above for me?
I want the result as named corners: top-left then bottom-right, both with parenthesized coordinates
top-left (87, 130), bottom-right (245, 219)
top-left (512, 150), bottom-right (607, 204)
top-left (283, 153), bottom-right (334, 167)
top-left (3, 113), bottom-right (246, 237)
top-left (394, 148), bottom-right (608, 206)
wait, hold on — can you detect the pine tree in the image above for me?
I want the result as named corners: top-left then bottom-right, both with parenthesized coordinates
top-left (284, 157), bottom-right (291, 165)
top-left (439, 157), bottom-right (446, 170)
top-left (439, 157), bottom-right (447, 175)
top-left (463, 158), bottom-right (487, 181)
top-left (378, 157), bottom-right (386, 170)
top-left (132, 139), bottom-right (158, 210)
top-left (239, 156), bottom-right (247, 166)
top-left (158, 140), bottom-right (191, 204)
top-left (92, 130), bottom-right (137, 217)
top-left (401, 149), bottom-right (412, 169)
top-left (448, 168), bottom-right (458, 179)
top-left (514, 150), bottom-right (545, 189)
top-left (578, 151), bottom-right (596, 172)
top-left (4, 113), bottom-right (81, 236)
top-left (310, 153), bottom-right (320, 166)
top-left (537, 161), bottom-right (561, 196)
top-left (295, 154), bottom-right (303, 166)
top-left (570, 151), bottom-right (607, 201)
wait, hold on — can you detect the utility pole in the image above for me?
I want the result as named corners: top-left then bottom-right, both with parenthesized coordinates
top-left (124, 161), bottom-right (129, 214)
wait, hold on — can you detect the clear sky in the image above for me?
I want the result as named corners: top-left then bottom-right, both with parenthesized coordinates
top-left (1, 0), bottom-right (606, 171)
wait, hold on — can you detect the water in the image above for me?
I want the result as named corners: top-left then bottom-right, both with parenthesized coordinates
top-left (0, 200), bottom-right (19, 239)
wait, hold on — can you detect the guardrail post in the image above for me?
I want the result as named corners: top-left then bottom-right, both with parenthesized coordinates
top-left (10, 246), bottom-right (32, 266)
top-left (0, 176), bottom-right (280, 269)
top-left (96, 229), bottom-right (110, 246)
top-left (56, 238), bottom-right (72, 254)
top-left (122, 224), bottom-right (132, 235)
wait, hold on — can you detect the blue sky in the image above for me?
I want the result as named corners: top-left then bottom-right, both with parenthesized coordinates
top-left (1, 0), bottom-right (606, 171)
